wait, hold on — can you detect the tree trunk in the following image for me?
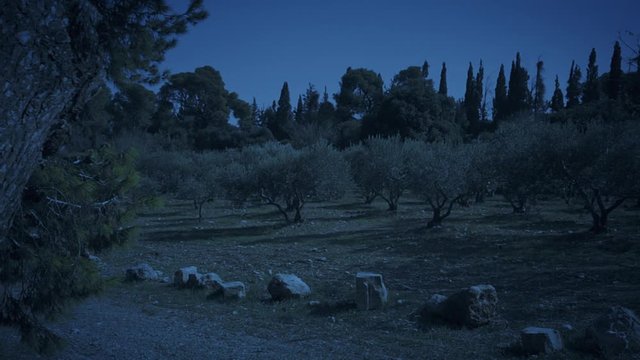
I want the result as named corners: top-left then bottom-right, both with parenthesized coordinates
top-left (0, 1), bottom-right (103, 242)
top-left (427, 208), bottom-right (442, 228)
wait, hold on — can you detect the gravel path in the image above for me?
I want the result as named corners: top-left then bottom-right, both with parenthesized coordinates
top-left (1, 294), bottom-right (387, 360)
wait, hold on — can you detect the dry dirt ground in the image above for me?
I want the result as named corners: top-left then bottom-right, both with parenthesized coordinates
top-left (2, 196), bottom-right (639, 359)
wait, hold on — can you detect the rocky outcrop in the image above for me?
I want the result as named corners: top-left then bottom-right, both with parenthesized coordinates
top-left (267, 274), bottom-right (311, 300)
top-left (355, 272), bottom-right (388, 310)
top-left (173, 266), bottom-right (203, 288)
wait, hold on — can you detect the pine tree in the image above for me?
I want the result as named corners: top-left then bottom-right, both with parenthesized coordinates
top-left (550, 75), bottom-right (565, 112)
top-left (533, 60), bottom-right (546, 113)
top-left (583, 48), bottom-right (600, 103)
top-left (464, 62), bottom-right (480, 134)
top-left (438, 62), bottom-right (448, 96)
top-left (608, 41), bottom-right (623, 100)
top-left (493, 64), bottom-right (508, 121)
top-left (268, 82), bottom-right (293, 140)
top-left (566, 61), bottom-right (582, 108)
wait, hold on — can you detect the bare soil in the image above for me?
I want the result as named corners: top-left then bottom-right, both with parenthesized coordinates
top-left (2, 197), bottom-right (639, 359)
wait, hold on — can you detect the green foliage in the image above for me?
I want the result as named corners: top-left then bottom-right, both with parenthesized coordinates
top-left (345, 136), bottom-right (414, 210)
top-left (335, 68), bottom-right (384, 122)
top-left (363, 65), bottom-right (460, 142)
top-left (506, 52), bottom-right (532, 117)
top-left (608, 41), bottom-right (623, 100)
top-left (1, 146), bottom-right (141, 350)
top-left (533, 60), bottom-right (546, 114)
top-left (583, 48), bottom-right (601, 103)
top-left (222, 142), bottom-right (351, 223)
top-left (94, 0), bottom-right (208, 85)
top-left (493, 64), bottom-right (508, 123)
top-left (550, 75), bottom-right (565, 112)
top-left (566, 61), bottom-right (582, 109)
top-left (438, 62), bottom-right (448, 96)
top-left (406, 141), bottom-right (474, 227)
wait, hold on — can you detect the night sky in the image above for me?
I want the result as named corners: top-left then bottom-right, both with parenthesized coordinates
top-left (163, 0), bottom-right (640, 110)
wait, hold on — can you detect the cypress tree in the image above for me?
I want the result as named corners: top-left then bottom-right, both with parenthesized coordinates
top-left (271, 81), bottom-right (293, 140)
top-left (608, 41), bottom-right (622, 100)
top-left (550, 75), bottom-right (564, 112)
top-left (464, 62), bottom-right (479, 134)
top-left (507, 52), bottom-right (531, 116)
top-left (493, 64), bottom-right (508, 121)
top-left (476, 60), bottom-right (486, 121)
top-left (566, 61), bottom-right (582, 108)
top-left (295, 95), bottom-right (304, 123)
top-left (438, 62), bottom-right (448, 96)
top-left (533, 60), bottom-right (546, 113)
top-left (422, 60), bottom-right (430, 78)
top-left (583, 48), bottom-right (600, 103)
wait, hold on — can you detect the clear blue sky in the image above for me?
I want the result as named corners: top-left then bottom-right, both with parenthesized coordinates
top-left (163, 0), bottom-right (640, 109)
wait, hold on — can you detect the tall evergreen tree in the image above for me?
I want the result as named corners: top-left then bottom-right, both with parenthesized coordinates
top-left (566, 61), bottom-right (582, 108)
top-left (422, 61), bottom-right (430, 78)
top-left (302, 84), bottom-right (320, 123)
top-left (550, 75), bottom-right (565, 112)
top-left (464, 62), bottom-right (480, 134)
top-left (266, 81), bottom-right (294, 140)
top-left (506, 52), bottom-right (531, 116)
top-left (317, 86), bottom-right (336, 126)
top-left (438, 62), bottom-right (448, 96)
top-left (583, 48), bottom-right (601, 103)
top-left (533, 60), bottom-right (546, 113)
top-left (295, 95), bottom-right (304, 123)
top-left (608, 41), bottom-right (623, 100)
top-left (493, 64), bottom-right (508, 122)
top-left (475, 60), bottom-right (486, 121)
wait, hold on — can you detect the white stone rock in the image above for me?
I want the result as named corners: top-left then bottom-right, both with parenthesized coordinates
top-left (202, 272), bottom-right (224, 292)
top-left (421, 285), bottom-right (498, 328)
top-left (221, 281), bottom-right (246, 299)
top-left (521, 327), bottom-right (563, 354)
top-left (355, 272), bottom-right (388, 310)
top-left (125, 263), bottom-right (159, 281)
top-left (173, 266), bottom-right (202, 288)
top-left (267, 274), bottom-right (311, 300)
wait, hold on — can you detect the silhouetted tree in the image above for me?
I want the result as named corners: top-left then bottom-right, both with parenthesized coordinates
top-left (566, 61), bottom-right (582, 109)
top-left (438, 62), bottom-right (448, 96)
top-left (583, 48), bottom-right (601, 103)
top-left (464, 63), bottom-right (480, 134)
top-left (550, 75), bottom-right (565, 112)
top-left (295, 95), bottom-right (304, 123)
top-left (493, 64), bottom-right (508, 122)
top-left (608, 41), bottom-right (623, 100)
top-left (334, 67), bottom-right (384, 121)
top-left (533, 60), bottom-right (546, 114)
top-left (506, 52), bottom-right (531, 116)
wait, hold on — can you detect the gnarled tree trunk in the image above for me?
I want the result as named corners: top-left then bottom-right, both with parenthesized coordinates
top-left (0, 0), bottom-right (103, 242)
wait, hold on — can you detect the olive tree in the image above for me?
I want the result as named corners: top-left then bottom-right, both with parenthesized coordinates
top-left (345, 136), bottom-right (413, 210)
top-left (223, 142), bottom-right (351, 223)
top-left (489, 118), bottom-right (560, 213)
top-left (407, 141), bottom-right (473, 228)
top-left (555, 121), bottom-right (640, 233)
top-left (175, 152), bottom-right (225, 221)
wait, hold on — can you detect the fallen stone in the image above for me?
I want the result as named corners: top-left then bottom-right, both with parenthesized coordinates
top-left (355, 272), bottom-right (388, 310)
top-left (221, 281), bottom-right (246, 300)
top-left (125, 263), bottom-right (160, 281)
top-left (201, 272), bottom-right (224, 292)
top-left (419, 294), bottom-right (448, 322)
top-left (584, 306), bottom-right (640, 357)
top-left (267, 274), bottom-right (311, 300)
top-left (420, 285), bottom-right (498, 328)
top-left (173, 266), bottom-right (202, 288)
top-left (521, 327), bottom-right (563, 354)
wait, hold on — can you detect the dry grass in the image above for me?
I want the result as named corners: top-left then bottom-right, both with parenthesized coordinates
top-left (96, 195), bottom-right (640, 359)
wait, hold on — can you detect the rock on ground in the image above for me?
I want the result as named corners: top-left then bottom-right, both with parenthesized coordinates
top-left (420, 285), bottom-right (498, 328)
top-left (202, 272), bottom-right (224, 293)
top-left (125, 263), bottom-right (160, 281)
top-left (267, 274), bottom-right (311, 300)
top-left (520, 327), bottom-right (563, 354)
top-left (173, 266), bottom-right (203, 288)
top-left (221, 281), bottom-right (246, 300)
top-left (584, 305), bottom-right (640, 357)
top-left (355, 272), bottom-right (388, 310)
